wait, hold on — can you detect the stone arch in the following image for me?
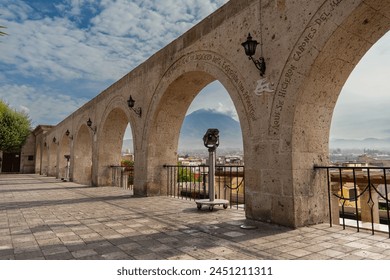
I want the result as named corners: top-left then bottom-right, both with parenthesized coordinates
top-left (143, 51), bottom-right (253, 196)
top-left (271, 1), bottom-right (390, 226)
top-left (59, 133), bottom-right (71, 180)
top-left (96, 100), bottom-right (131, 186)
top-left (73, 124), bottom-right (93, 185)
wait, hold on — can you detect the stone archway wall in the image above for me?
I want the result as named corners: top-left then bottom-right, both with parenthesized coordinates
top-left (142, 50), bottom-right (256, 196)
top-left (292, 5), bottom-right (390, 226)
top-left (96, 103), bottom-right (130, 186)
top-left (73, 125), bottom-right (93, 185)
top-left (268, 1), bottom-right (390, 227)
top-left (32, 0), bottom-right (390, 228)
top-left (143, 71), bottom-right (215, 196)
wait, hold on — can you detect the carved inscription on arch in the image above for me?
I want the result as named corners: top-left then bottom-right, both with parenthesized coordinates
top-left (165, 51), bottom-right (257, 121)
top-left (270, 0), bottom-right (344, 135)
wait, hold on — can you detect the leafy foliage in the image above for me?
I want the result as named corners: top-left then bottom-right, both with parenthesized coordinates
top-left (177, 164), bottom-right (201, 182)
top-left (0, 26), bottom-right (7, 36)
top-left (121, 159), bottom-right (134, 167)
top-left (0, 100), bottom-right (31, 152)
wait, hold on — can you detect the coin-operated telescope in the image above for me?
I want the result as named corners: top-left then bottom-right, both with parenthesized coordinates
top-left (203, 128), bottom-right (219, 152)
top-left (195, 129), bottom-right (228, 211)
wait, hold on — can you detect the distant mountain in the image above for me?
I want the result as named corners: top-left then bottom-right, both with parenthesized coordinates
top-left (330, 137), bottom-right (390, 150)
top-left (179, 109), bottom-right (243, 151)
top-left (123, 116), bottom-right (389, 153)
top-left (121, 109), bottom-right (243, 153)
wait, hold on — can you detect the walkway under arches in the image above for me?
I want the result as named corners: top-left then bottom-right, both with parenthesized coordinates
top-left (30, 0), bottom-right (390, 228)
top-left (1, 174), bottom-right (390, 260)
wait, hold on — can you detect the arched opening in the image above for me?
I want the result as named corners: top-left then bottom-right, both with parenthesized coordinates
top-left (73, 125), bottom-right (92, 185)
top-left (289, 5), bottom-right (390, 226)
top-left (122, 124), bottom-right (135, 190)
top-left (322, 31), bottom-right (390, 229)
top-left (145, 70), bottom-right (249, 197)
top-left (330, 31), bottom-right (390, 159)
top-left (97, 107), bottom-right (130, 186)
top-left (176, 80), bottom-right (244, 205)
top-left (59, 133), bottom-right (71, 180)
top-left (178, 81), bottom-right (243, 153)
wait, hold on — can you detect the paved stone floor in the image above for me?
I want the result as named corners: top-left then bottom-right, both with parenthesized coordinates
top-left (1, 174), bottom-right (390, 260)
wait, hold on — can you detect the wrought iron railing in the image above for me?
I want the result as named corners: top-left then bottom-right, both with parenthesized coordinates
top-left (163, 164), bottom-right (245, 209)
top-left (110, 165), bottom-right (134, 194)
top-left (315, 165), bottom-right (390, 237)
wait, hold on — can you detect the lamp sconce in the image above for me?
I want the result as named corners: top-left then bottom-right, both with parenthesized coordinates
top-left (65, 129), bottom-right (73, 140)
top-left (86, 118), bottom-right (97, 134)
top-left (127, 95), bottom-right (142, 118)
top-left (241, 33), bottom-right (266, 77)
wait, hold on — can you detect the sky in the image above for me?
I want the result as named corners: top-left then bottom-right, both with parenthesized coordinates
top-left (0, 0), bottom-right (389, 141)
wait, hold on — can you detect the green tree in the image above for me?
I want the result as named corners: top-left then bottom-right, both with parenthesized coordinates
top-left (177, 164), bottom-right (200, 183)
top-left (0, 26), bottom-right (7, 36)
top-left (0, 100), bottom-right (31, 152)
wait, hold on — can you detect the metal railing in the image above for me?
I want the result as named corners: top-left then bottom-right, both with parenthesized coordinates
top-left (164, 164), bottom-right (245, 209)
top-left (315, 165), bottom-right (390, 237)
top-left (110, 165), bottom-right (134, 194)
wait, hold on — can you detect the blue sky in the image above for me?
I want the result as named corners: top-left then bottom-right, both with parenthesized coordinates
top-left (0, 0), bottom-right (389, 140)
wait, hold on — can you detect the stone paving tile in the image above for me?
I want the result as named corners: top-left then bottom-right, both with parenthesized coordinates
top-left (2, 174), bottom-right (390, 260)
top-left (351, 250), bottom-right (384, 260)
top-left (15, 250), bottom-right (44, 260)
top-left (71, 249), bottom-right (98, 259)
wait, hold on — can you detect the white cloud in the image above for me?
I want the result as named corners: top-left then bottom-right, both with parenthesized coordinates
top-left (187, 81), bottom-right (239, 121)
top-left (19, 105), bottom-right (30, 114)
top-left (0, 0), bottom-right (229, 125)
top-left (0, 84), bottom-right (88, 126)
top-left (0, 0), bottom-right (33, 21)
top-left (0, 0), bottom-right (228, 87)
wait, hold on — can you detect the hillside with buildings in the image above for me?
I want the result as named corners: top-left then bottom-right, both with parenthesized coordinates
top-left (330, 137), bottom-right (390, 151)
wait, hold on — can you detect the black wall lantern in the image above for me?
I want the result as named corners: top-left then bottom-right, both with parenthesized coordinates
top-left (241, 33), bottom-right (266, 77)
top-left (127, 95), bottom-right (142, 118)
top-left (65, 129), bottom-right (73, 140)
top-left (86, 118), bottom-right (97, 134)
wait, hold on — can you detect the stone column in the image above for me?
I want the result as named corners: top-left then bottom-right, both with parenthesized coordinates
top-left (357, 184), bottom-right (380, 224)
top-left (331, 183), bottom-right (341, 226)
top-left (215, 174), bottom-right (232, 200)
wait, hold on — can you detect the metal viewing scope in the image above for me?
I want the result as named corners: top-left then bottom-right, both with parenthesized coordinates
top-left (203, 128), bottom-right (219, 150)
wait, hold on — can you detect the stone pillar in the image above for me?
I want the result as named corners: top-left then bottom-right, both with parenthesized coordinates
top-left (357, 184), bottom-right (380, 224)
top-left (215, 174), bottom-right (232, 200)
top-left (331, 183), bottom-right (341, 226)
top-left (120, 167), bottom-right (126, 189)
